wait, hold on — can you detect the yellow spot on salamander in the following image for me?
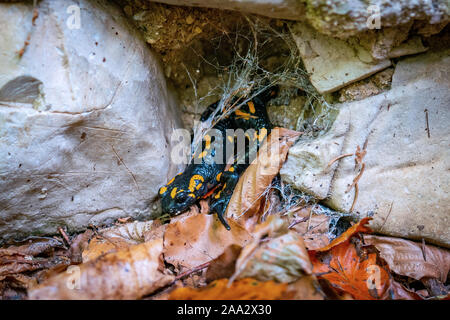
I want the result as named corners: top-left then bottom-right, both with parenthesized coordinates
top-left (215, 183), bottom-right (227, 199)
top-left (170, 187), bottom-right (178, 199)
top-left (235, 109), bottom-right (257, 120)
top-left (167, 176), bottom-right (176, 185)
top-left (216, 172), bottom-right (222, 182)
top-left (188, 193), bottom-right (196, 198)
top-left (228, 167), bottom-right (235, 172)
top-left (247, 101), bottom-right (255, 113)
top-left (189, 175), bottom-right (204, 192)
top-left (159, 186), bottom-right (167, 195)
top-left (198, 150), bottom-right (207, 159)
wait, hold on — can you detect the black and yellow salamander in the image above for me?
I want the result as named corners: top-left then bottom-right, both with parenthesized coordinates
top-left (159, 86), bottom-right (278, 230)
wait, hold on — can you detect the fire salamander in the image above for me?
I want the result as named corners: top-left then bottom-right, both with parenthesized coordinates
top-left (159, 86), bottom-right (278, 230)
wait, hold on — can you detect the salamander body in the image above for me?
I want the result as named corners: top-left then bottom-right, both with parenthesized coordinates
top-left (159, 87), bottom-right (277, 229)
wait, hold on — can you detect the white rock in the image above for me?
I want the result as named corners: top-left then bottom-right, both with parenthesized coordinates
top-left (149, 0), bottom-right (448, 38)
top-left (282, 48), bottom-right (450, 247)
top-left (289, 22), bottom-right (391, 94)
top-left (0, 0), bottom-right (183, 241)
top-left (280, 118), bottom-right (349, 199)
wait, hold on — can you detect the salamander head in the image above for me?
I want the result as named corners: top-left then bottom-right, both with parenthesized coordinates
top-left (159, 173), bottom-right (207, 215)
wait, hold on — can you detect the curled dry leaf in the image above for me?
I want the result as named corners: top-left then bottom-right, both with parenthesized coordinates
top-left (363, 235), bottom-right (450, 283)
top-left (68, 230), bottom-right (94, 264)
top-left (163, 213), bottom-right (252, 271)
top-left (100, 220), bottom-right (155, 244)
top-left (169, 278), bottom-right (288, 300)
top-left (205, 245), bottom-right (243, 283)
top-left (28, 239), bottom-right (174, 300)
top-left (225, 128), bottom-right (301, 231)
top-left (228, 215), bottom-right (312, 284)
top-left (0, 238), bottom-right (69, 277)
top-left (233, 231), bottom-right (313, 283)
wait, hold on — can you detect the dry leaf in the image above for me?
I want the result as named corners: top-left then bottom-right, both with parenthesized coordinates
top-left (163, 213), bottom-right (252, 271)
top-left (68, 230), bottom-right (94, 264)
top-left (100, 220), bottom-right (155, 243)
top-left (28, 239), bottom-right (174, 300)
top-left (205, 245), bottom-right (242, 283)
top-left (288, 206), bottom-right (331, 250)
top-left (81, 236), bottom-right (133, 263)
top-left (226, 128), bottom-right (301, 231)
top-left (363, 235), bottom-right (450, 283)
top-left (233, 231), bottom-right (312, 283)
top-left (310, 238), bottom-right (391, 300)
top-left (0, 238), bottom-right (69, 277)
top-left (169, 278), bottom-right (287, 300)
top-left (314, 217), bottom-right (372, 252)
top-left (284, 276), bottom-right (325, 300)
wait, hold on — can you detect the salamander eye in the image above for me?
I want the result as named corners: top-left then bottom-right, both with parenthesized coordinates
top-left (175, 192), bottom-right (188, 204)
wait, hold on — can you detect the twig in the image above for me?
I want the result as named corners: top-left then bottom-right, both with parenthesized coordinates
top-left (350, 184), bottom-right (359, 212)
top-left (288, 217), bottom-right (309, 229)
top-left (58, 227), bottom-right (71, 246)
top-left (326, 153), bottom-right (354, 169)
top-left (345, 163), bottom-right (366, 193)
top-left (174, 262), bottom-right (211, 281)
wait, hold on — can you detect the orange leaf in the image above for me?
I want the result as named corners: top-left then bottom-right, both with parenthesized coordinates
top-left (28, 239), bottom-right (174, 300)
top-left (164, 213), bottom-right (252, 271)
top-left (169, 278), bottom-right (287, 300)
top-left (314, 217), bottom-right (372, 252)
top-left (310, 239), bottom-right (390, 300)
top-left (226, 128), bottom-right (301, 231)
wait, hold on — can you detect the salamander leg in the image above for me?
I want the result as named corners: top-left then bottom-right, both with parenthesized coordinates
top-left (210, 164), bottom-right (247, 230)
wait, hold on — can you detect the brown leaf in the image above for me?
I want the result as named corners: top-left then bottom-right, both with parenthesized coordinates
top-left (233, 231), bottom-right (312, 283)
top-left (82, 236), bottom-right (134, 263)
top-left (226, 128), bottom-right (301, 231)
top-left (288, 206), bottom-right (331, 250)
top-left (363, 235), bottom-right (450, 283)
top-left (314, 217), bottom-right (372, 252)
top-left (0, 238), bottom-right (63, 257)
top-left (163, 213), bottom-right (252, 271)
top-left (205, 245), bottom-right (242, 283)
top-left (229, 215), bottom-right (312, 283)
top-left (284, 276), bottom-right (325, 300)
top-left (68, 230), bottom-right (94, 264)
top-left (169, 278), bottom-right (288, 300)
top-left (28, 239), bottom-right (174, 300)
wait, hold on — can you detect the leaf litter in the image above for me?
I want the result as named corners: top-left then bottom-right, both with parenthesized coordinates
top-left (1, 129), bottom-right (449, 300)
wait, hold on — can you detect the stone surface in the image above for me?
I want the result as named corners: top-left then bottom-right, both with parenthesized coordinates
top-left (0, 0), bottom-right (183, 241)
top-left (280, 118), bottom-right (349, 200)
top-left (338, 68), bottom-right (394, 102)
top-left (304, 0), bottom-right (448, 39)
top-left (150, 0), bottom-right (448, 38)
top-left (350, 26), bottom-right (429, 61)
top-left (290, 22), bottom-right (391, 94)
top-left (282, 48), bottom-right (450, 247)
top-left (267, 96), bottom-right (306, 131)
top-left (150, 0), bottom-right (306, 20)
